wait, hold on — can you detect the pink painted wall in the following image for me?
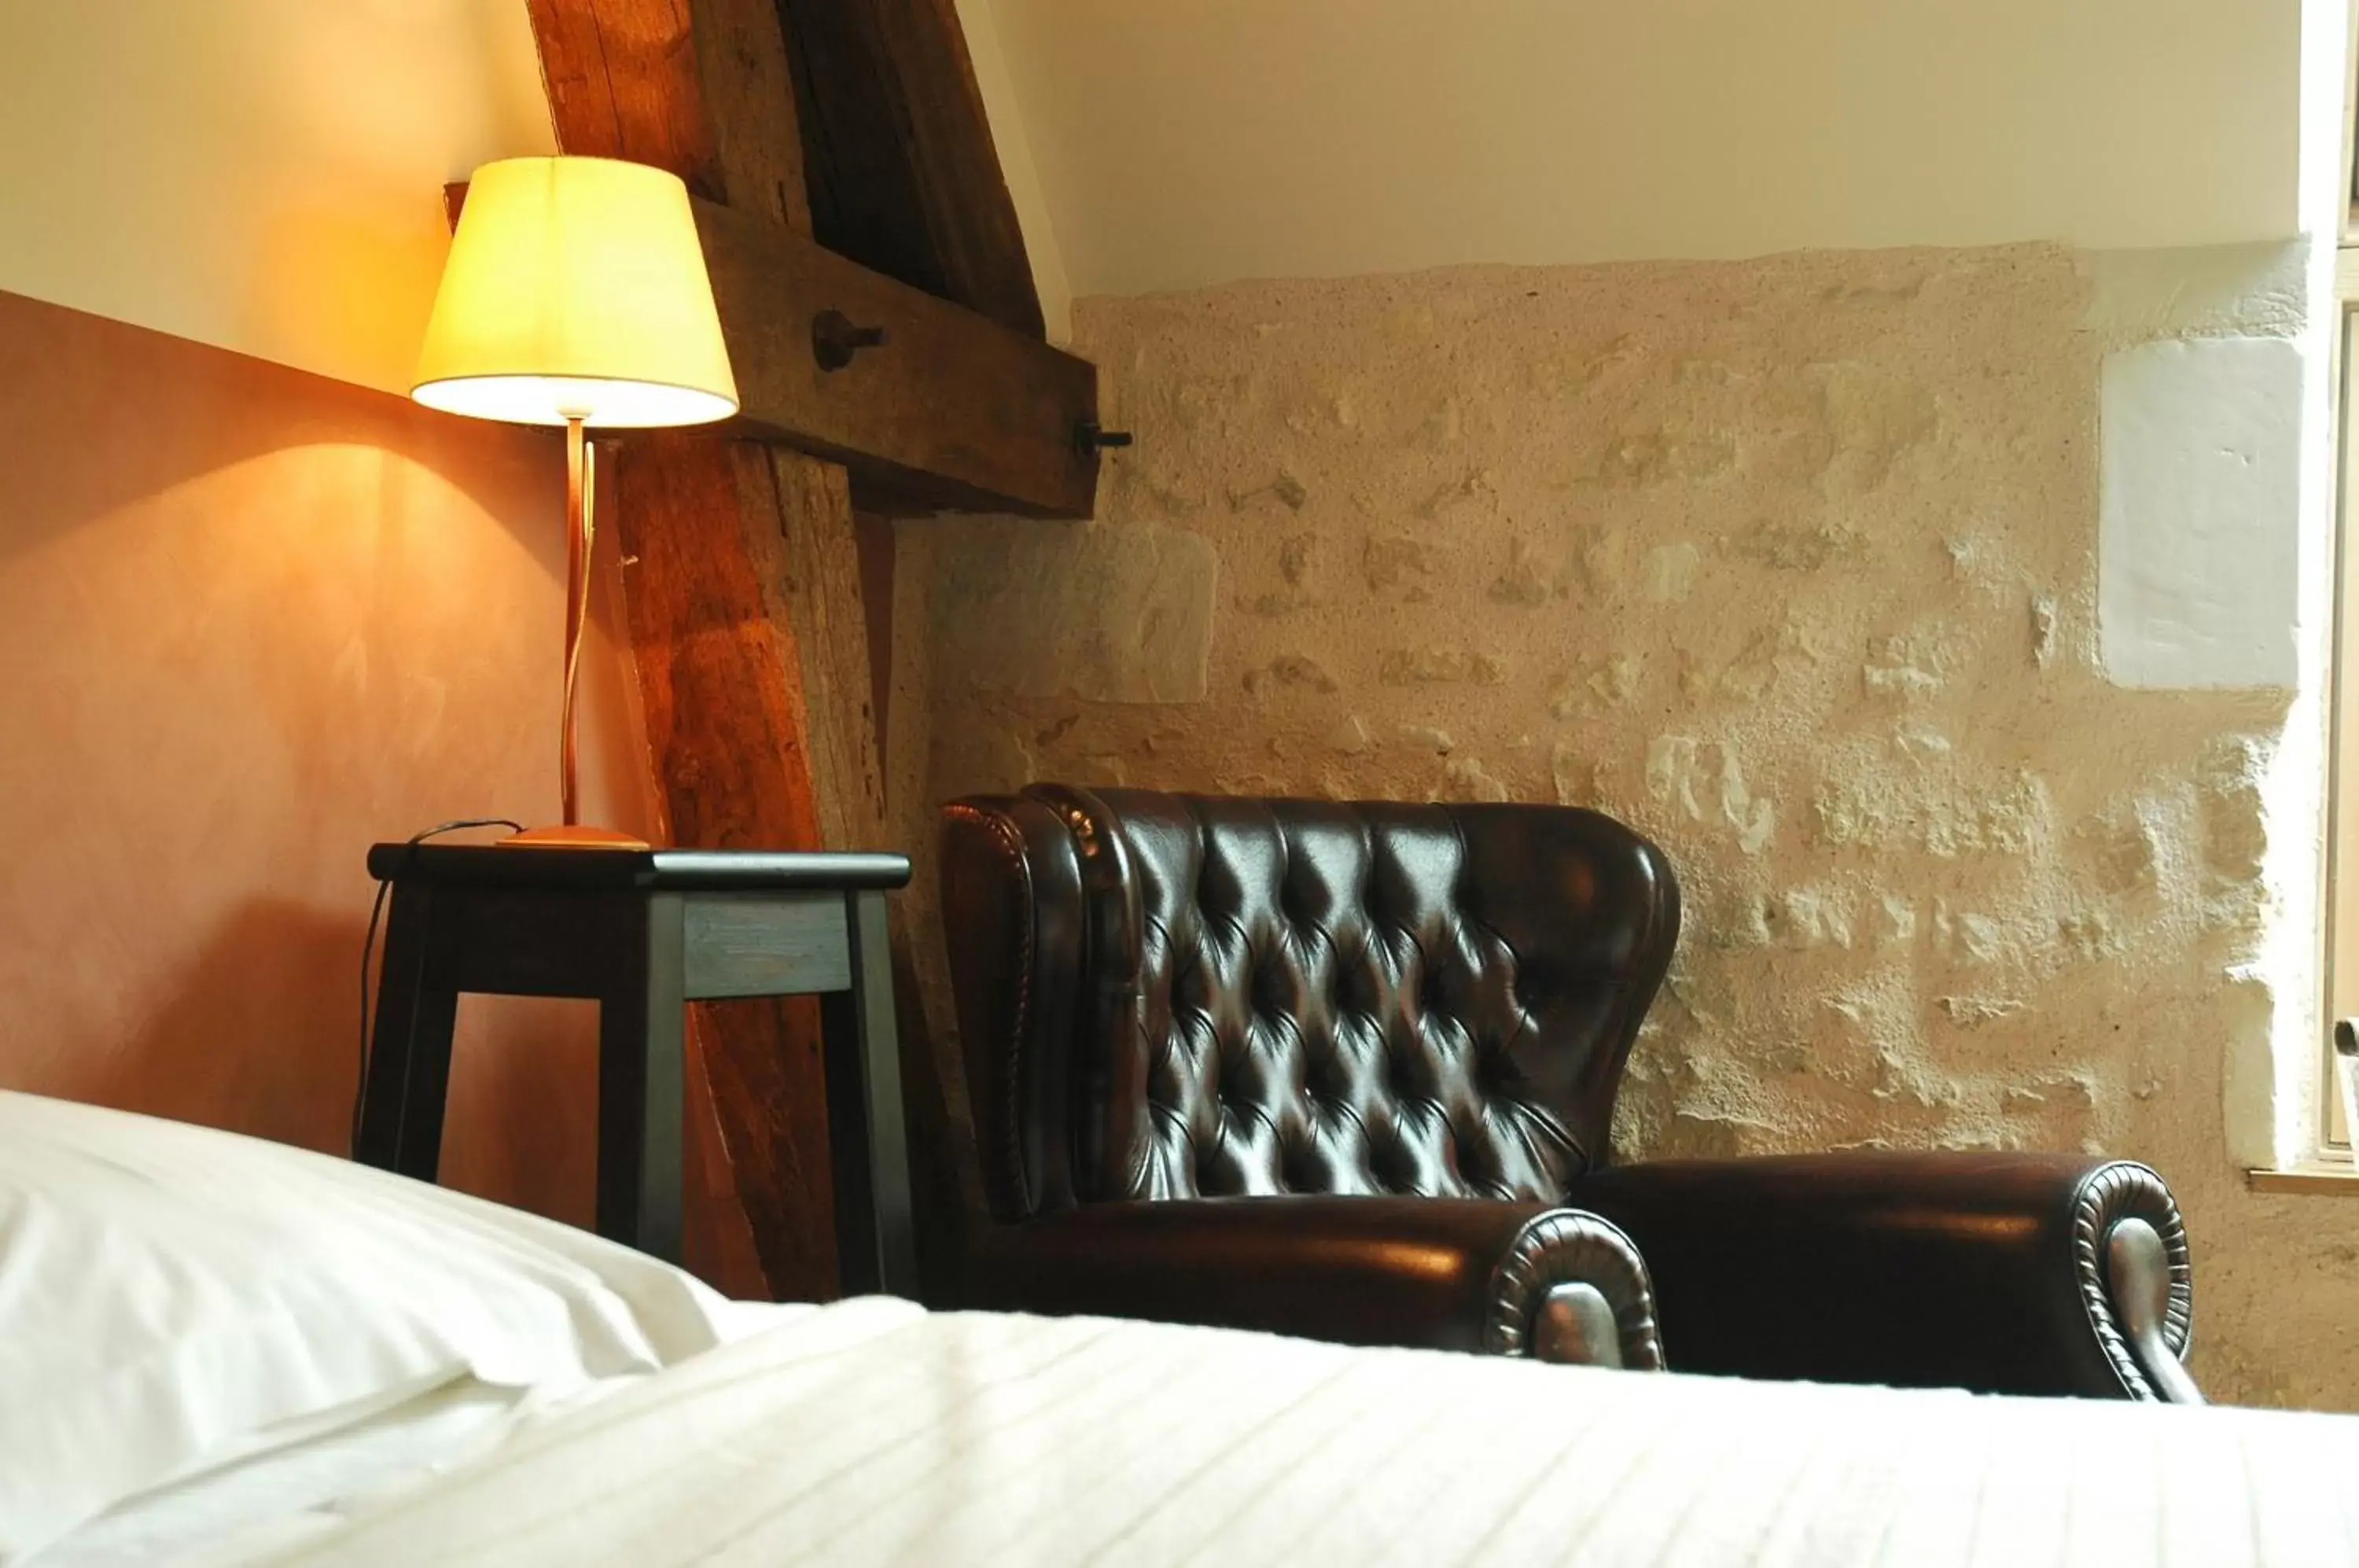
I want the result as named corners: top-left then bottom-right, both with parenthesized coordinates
top-left (0, 284), bottom-right (651, 1229)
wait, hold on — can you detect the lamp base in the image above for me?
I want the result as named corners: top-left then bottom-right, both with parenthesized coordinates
top-left (497, 824), bottom-right (650, 850)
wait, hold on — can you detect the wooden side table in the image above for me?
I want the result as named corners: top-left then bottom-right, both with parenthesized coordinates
top-left (352, 843), bottom-right (917, 1297)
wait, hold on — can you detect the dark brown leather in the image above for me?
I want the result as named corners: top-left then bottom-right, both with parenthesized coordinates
top-left (1565, 1152), bottom-right (2195, 1398)
top-left (942, 795), bottom-right (1090, 1220)
top-left (940, 785), bottom-right (2203, 1397)
top-left (965, 1196), bottom-right (1663, 1367)
top-left (944, 788), bottom-right (1679, 1216)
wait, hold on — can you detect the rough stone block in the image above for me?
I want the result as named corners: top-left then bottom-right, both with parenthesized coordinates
top-left (1489, 535), bottom-right (1569, 605)
top-left (1549, 742), bottom-right (1603, 806)
top-left (1243, 653), bottom-right (1338, 695)
top-left (1736, 520), bottom-right (1867, 572)
top-left (2030, 594), bottom-right (2060, 668)
top-left (1364, 533), bottom-right (1435, 598)
top-left (1444, 756), bottom-right (1511, 802)
top-left (1378, 646), bottom-right (1508, 685)
top-left (1328, 714), bottom-right (1371, 755)
top-left (1229, 470), bottom-right (1308, 511)
top-left (1400, 724), bottom-right (1454, 755)
top-left (1812, 362), bottom-right (1939, 492)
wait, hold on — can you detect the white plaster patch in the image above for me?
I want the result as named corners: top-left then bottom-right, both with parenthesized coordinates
top-left (2077, 241), bottom-right (2307, 344)
top-left (2097, 336), bottom-right (2301, 690)
top-left (929, 520), bottom-right (1217, 702)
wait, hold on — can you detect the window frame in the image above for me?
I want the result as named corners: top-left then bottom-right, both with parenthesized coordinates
top-left (2324, 287), bottom-right (2355, 1160)
top-left (2322, 6), bottom-right (2359, 1162)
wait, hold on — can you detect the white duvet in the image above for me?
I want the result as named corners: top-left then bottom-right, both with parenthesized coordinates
top-left (11, 1092), bottom-right (2357, 1567)
top-left (253, 1297), bottom-right (2359, 1568)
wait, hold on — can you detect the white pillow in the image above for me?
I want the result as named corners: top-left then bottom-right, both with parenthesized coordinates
top-left (0, 1090), bottom-right (754, 1562)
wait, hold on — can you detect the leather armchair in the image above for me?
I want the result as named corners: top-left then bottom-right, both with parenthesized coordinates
top-left (941, 788), bottom-right (1662, 1368)
top-left (939, 786), bottom-right (2198, 1400)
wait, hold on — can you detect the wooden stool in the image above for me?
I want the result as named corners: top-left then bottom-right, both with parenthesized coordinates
top-left (352, 842), bottom-right (915, 1296)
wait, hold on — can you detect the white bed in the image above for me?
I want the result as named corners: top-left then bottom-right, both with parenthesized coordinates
top-left (9, 1091), bottom-right (2359, 1567)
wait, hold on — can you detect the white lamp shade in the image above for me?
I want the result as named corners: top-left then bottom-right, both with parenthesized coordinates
top-left (410, 156), bottom-right (738, 429)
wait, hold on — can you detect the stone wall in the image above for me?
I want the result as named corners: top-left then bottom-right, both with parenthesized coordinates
top-left (906, 242), bottom-right (2359, 1407)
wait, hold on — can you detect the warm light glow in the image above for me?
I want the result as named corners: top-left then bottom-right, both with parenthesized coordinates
top-left (410, 156), bottom-right (737, 429)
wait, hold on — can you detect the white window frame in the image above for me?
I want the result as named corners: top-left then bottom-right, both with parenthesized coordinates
top-left (2320, 8), bottom-right (2359, 1161)
top-left (2324, 279), bottom-right (2356, 1159)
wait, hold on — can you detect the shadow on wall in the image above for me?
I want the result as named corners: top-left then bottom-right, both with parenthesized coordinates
top-left (0, 283), bottom-right (646, 1235)
top-left (70, 896), bottom-right (364, 1154)
top-left (0, 284), bottom-right (563, 572)
top-left (67, 894), bottom-right (609, 1230)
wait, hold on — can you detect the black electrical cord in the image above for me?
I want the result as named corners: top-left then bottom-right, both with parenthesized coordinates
top-left (351, 819), bottom-right (524, 1154)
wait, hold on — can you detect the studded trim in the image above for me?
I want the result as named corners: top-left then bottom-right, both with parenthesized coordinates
top-left (2071, 1160), bottom-right (2193, 1401)
top-left (1484, 1208), bottom-right (1666, 1370)
top-left (943, 801), bottom-right (1042, 1219)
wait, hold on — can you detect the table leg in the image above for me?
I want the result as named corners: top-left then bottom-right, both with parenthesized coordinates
top-left (819, 889), bottom-right (917, 1297)
top-left (598, 893), bottom-right (686, 1262)
top-left (355, 880), bottom-right (459, 1180)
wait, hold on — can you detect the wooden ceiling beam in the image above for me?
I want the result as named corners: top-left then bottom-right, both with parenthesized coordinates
top-left (521, 0), bottom-right (1095, 521)
top-left (696, 195), bottom-right (1093, 516)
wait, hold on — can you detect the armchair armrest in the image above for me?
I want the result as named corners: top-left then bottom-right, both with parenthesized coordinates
top-left (1563, 1153), bottom-right (2196, 1400)
top-left (961, 1197), bottom-right (1664, 1368)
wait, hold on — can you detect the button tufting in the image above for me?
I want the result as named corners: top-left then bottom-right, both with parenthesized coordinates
top-left (955, 788), bottom-right (1676, 1209)
top-left (1456, 1128), bottom-right (1496, 1187)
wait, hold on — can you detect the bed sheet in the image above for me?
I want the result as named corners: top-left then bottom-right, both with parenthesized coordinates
top-left (32, 1299), bottom-right (809, 1567)
top-left (230, 1297), bottom-right (2359, 1568)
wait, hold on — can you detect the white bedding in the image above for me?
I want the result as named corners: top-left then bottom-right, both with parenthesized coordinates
top-left (36, 1378), bottom-right (543, 1566)
top-left (0, 1091), bottom-right (793, 1563)
top-left (234, 1298), bottom-right (2359, 1568)
top-left (13, 1093), bottom-right (2359, 1566)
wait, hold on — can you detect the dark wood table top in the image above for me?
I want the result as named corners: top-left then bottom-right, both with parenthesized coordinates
top-left (366, 841), bottom-right (912, 893)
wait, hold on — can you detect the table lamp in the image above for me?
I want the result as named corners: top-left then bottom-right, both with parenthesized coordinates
top-left (411, 155), bottom-right (738, 848)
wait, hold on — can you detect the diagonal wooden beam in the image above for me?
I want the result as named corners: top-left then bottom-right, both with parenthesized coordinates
top-left (777, 0), bottom-right (1043, 337)
top-left (528, 0), bottom-right (794, 217)
top-left (521, 0), bottom-right (1042, 1300)
top-left (525, 0), bottom-right (845, 1299)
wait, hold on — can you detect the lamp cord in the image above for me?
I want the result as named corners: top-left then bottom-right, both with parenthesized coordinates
top-left (351, 819), bottom-right (524, 1154)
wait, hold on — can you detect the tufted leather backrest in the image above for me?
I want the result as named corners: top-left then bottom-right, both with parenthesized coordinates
top-left (940, 786), bottom-right (1679, 1223)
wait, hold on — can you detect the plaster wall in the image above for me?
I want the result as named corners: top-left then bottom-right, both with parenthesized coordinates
top-left (915, 243), bottom-right (2357, 1407)
top-left (980, 0), bottom-right (2302, 299)
top-left (951, 0), bottom-right (1075, 343)
top-left (0, 285), bottom-right (657, 1240)
top-left (0, 0), bottom-right (554, 395)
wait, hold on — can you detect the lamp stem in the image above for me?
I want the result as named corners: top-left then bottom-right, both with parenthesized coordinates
top-left (560, 415), bottom-right (594, 827)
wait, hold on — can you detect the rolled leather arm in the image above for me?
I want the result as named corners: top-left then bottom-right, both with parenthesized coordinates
top-left (962, 1197), bottom-right (1665, 1368)
top-left (1562, 1153), bottom-right (2195, 1400)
